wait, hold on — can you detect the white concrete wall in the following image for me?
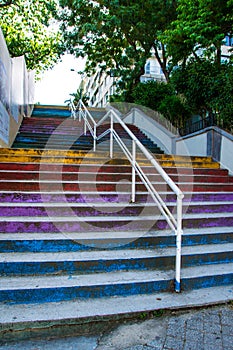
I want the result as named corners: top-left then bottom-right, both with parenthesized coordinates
top-left (221, 133), bottom-right (233, 175)
top-left (176, 132), bottom-right (208, 156)
top-left (124, 108), bottom-right (176, 154)
top-left (111, 105), bottom-right (233, 175)
top-left (0, 27), bottom-right (35, 147)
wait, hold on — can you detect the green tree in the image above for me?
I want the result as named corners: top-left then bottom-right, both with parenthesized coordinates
top-left (130, 80), bottom-right (189, 128)
top-left (131, 80), bottom-right (174, 111)
top-left (171, 59), bottom-right (233, 130)
top-left (59, 0), bottom-right (178, 90)
top-left (0, 0), bottom-right (64, 74)
top-left (165, 0), bottom-right (233, 66)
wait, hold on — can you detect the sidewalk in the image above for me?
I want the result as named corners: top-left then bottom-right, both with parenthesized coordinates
top-left (0, 303), bottom-right (232, 350)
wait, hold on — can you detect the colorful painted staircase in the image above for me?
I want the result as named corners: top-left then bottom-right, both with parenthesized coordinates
top-left (0, 105), bottom-right (233, 341)
top-left (12, 106), bottom-right (163, 153)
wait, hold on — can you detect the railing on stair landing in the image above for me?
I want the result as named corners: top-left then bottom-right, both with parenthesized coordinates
top-left (70, 99), bottom-right (184, 293)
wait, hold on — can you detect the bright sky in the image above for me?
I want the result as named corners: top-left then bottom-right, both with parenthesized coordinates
top-left (34, 54), bottom-right (86, 106)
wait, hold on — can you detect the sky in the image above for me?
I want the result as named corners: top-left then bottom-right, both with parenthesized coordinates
top-left (34, 54), bottom-right (86, 106)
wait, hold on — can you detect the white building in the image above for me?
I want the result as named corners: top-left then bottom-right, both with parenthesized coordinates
top-left (82, 36), bottom-right (232, 108)
top-left (83, 70), bottom-right (116, 108)
top-left (140, 57), bottom-right (166, 83)
top-left (82, 56), bottom-right (166, 108)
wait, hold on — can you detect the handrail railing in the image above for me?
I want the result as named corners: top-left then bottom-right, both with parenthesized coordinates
top-left (72, 99), bottom-right (184, 293)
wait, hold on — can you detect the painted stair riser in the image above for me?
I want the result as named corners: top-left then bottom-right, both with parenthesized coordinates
top-left (1, 257), bottom-right (174, 276)
top-left (0, 279), bottom-right (173, 305)
top-left (0, 163), bottom-right (228, 177)
top-left (1, 272), bottom-right (233, 305)
top-left (13, 142), bottom-right (162, 154)
top-left (0, 159), bottom-right (220, 169)
top-left (1, 251), bottom-right (233, 277)
top-left (0, 148), bottom-right (215, 162)
top-left (181, 273), bottom-right (233, 291)
top-left (0, 172), bottom-right (231, 183)
top-left (15, 128), bottom-right (148, 138)
top-left (1, 217), bottom-right (233, 233)
top-left (0, 182), bottom-right (233, 192)
top-left (0, 203), bottom-right (233, 217)
top-left (1, 232), bottom-right (233, 253)
top-left (0, 192), bottom-right (233, 204)
top-left (15, 128), bottom-right (151, 139)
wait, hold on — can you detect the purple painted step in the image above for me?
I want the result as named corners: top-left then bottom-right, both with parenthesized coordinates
top-left (0, 216), bottom-right (233, 234)
top-left (0, 192), bottom-right (233, 204)
top-left (0, 203), bottom-right (232, 217)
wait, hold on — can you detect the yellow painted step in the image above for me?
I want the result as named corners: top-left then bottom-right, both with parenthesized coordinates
top-left (0, 148), bottom-right (214, 164)
top-left (0, 149), bottom-right (220, 168)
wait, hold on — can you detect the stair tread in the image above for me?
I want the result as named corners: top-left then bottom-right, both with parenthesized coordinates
top-left (0, 226), bottom-right (232, 241)
top-left (0, 285), bottom-right (232, 326)
top-left (0, 211), bottom-right (232, 221)
top-left (0, 269), bottom-right (174, 290)
top-left (1, 243), bottom-right (233, 262)
top-left (0, 201), bottom-right (232, 208)
top-left (1, 263), bottom-right (232, 291)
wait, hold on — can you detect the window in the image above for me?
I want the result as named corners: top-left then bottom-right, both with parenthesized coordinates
top-left (145, 61), bottom-right (150, 75)
top-left (224, 35), bottom-right (233, 46)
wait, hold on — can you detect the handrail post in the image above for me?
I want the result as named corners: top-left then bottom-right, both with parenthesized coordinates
top-left (78, 103), bottom-right (81, 122)
top-left (132, 140), bottom-right (136, 203)
top-left (110, 113), bottom-right (113, 158)
top-left (94, 124), bottom-right (97, 152)
top-left (175, 195), bottom-right (183, 293)
top-left (84, 110), bottom-right (87, 135)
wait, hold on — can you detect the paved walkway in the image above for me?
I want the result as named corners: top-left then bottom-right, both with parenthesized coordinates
top-left (0, 304), bottom-right (232, 350)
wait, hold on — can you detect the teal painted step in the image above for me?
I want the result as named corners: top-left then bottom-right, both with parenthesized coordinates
top-left (0, 263), bottom-right (233, 304)
top-left (0, 228), bottom-right (232, 253)
top-left (32, 106), bottom-right (106, 120)
top-left (1, 243), bottom-right (233, 277)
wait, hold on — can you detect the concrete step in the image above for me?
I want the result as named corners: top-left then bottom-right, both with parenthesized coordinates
top-left (0, 227), bottom-right (232, 252)
top-left (0, 202), bottom-right (232, 217)
top-left (0, 170), bottom-right (231, 183)
top-left (0, 212), bottom-right (232, 233)
top-left (0, 262), bottom-right (232, 304)
top-left (0, 148), bottom-right (216, 162)
top-left (0, 179), bottom-right (232, 192)
top-left (0, 284), bottom-right (232, 344)
top-left (0, 191), bottom-right (233, 204)
top-left (1, 243), bottom-right (233, 277)
top-left (0, 162), bottom-right (228, 178)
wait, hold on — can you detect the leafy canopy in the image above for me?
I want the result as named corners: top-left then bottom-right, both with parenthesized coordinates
top-left (165, 0), bottom-right (233, 65)
top-left (0, 0), bottom-right (64, 74)
top-left (59, 0), bottom-right (177, 84)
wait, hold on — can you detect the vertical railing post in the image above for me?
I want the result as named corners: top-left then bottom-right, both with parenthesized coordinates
top-left (77, 100), bottom-right (81, 121)
top-left (132, 140), bottom-right (136, 203)
top-left (94, 124), bottom-right (97, 152)
top-left (175, 195), bottom-right (183, 293)
top-left (110, 113), bottom-right (113, 158)
top-left (84, 110), bottom-right (87, 135)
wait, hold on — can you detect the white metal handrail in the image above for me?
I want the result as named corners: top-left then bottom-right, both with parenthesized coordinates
top-left (72, 99), bottom-right (184, 293)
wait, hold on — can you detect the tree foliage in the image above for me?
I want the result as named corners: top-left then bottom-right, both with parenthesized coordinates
top-left (58, 0), bottom-right (233, 130)
top-left (171, 59), bottom-right (233, 129)
top-left (59, 0), bottom-right (177, 86)
top-left (165, 0), bottom-right (233, 66)
top-left (0, 0), bottom-right (64, 74)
